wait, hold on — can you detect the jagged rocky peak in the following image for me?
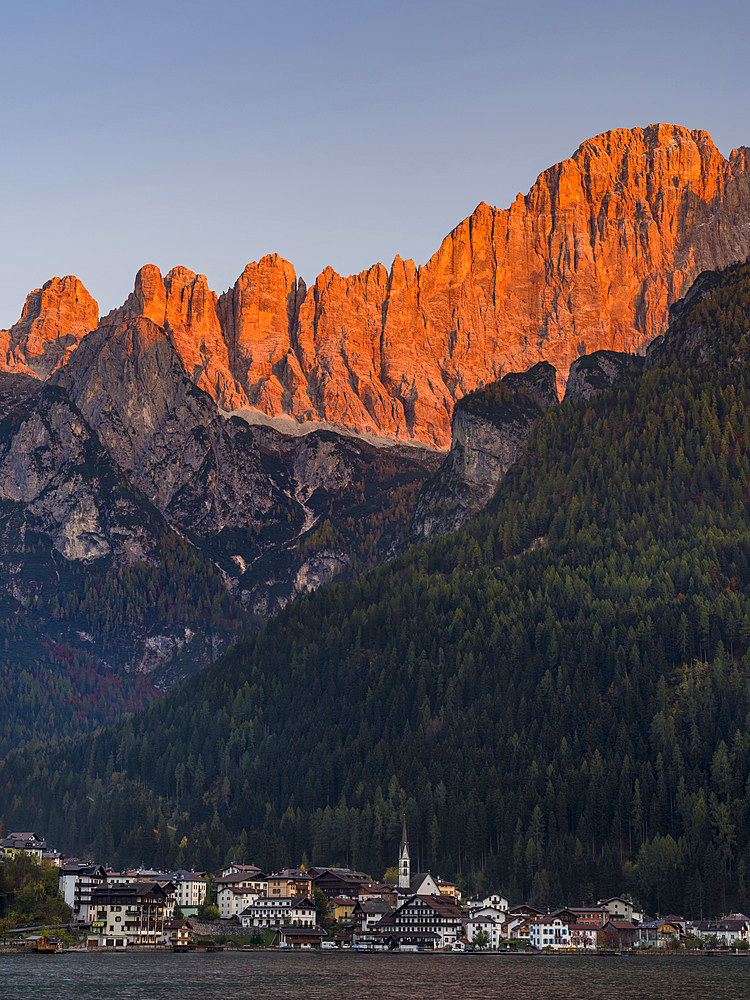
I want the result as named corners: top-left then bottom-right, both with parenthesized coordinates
top-left (0, 275), bottom-right (98, 379)
top-left (4, 124), bottom-right (750, 448)
top-left (412, 361), bottom-right (558, 539)
top-left (104, 264), bottom-right (248, 410)
top-left (216, 253), bottom-right (305, 413)
top-left (563, 351), bottom-right (644, 403)
top-left (128, 123), bottom-right (750, 447)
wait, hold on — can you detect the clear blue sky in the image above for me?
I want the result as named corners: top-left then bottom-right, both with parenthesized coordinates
top-left (2, 0), bottom-right (748, 326)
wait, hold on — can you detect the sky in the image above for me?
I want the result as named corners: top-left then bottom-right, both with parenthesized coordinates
top-left (1, 0), bottom-right (749, 326)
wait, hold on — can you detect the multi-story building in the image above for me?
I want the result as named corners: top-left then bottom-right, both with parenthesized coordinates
top-left (59, 863), bottom-right (108, 924)
top-left (308, 867), bottom-right (372, 900)
top-left (352, 898), bottom-right (394, 932)
top-left (529, 913), bottom-right (571, 950)
top-left (88, 881), bottom-right (173, 948)
top-left (239, 895), bottom-right (317, 929)
top-left (568, 920), bottom-right (600, 950)
top-left (266, 868), bottom-right (314, 898)
top-left (568, 906), bottom-right (608, 928)
top-left (377, 894), bottom-right (463, 950)
top-left (1, 832), bottom-right (47, 859)
top-left (465, 913), bottom-right (503, 949)
top-left (598, 896), bottom-right (645, 924)
top-left (217, 885), bottom-right (261, 919)
top-left (216, 870), bottom-right (268, 899)
top-left (467, 891), bottom-right (509, 913)
top-left (329, 896), bottom-right (357, 923)
top-left (171, 870), bottom-right (207, 914)
top-left (689, 915), bottom-right (750, 946)
top-left (220, 863), bottom-right (266, 879)
top-left (636, 918), bottom-right (683, 948)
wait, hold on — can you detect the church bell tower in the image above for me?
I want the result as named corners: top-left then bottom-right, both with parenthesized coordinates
top-left (398, 812), bottom-right (410, 890)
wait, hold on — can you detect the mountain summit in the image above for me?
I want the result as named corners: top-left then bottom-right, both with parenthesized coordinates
top-left (2, 125), bottom-right (749, 448)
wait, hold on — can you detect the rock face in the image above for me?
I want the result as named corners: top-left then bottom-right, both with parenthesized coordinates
top-left (51, 316), bottom-right (296, 533)
top-left (0, 276), bottom-right (98, 379)
top-left (128, 123), bottom-right (750, 448)
top-left (50, 316), bottom-right (438, 618)
top-left (413, 361), bottom-right (558, 538)
top-left (0, 374), bottom-right (164, 571)
top-left (104, 264), bottom-right (248, 410)
top-left (5, 125), bottom-right (750, 448)
top-left (563, 351), bottom-right (644, 403)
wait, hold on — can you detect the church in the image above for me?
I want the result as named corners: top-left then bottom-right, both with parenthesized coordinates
top-left (396, 814), bottom-right (440, 899)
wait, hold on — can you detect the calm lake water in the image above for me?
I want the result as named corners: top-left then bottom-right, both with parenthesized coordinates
top-left (4, 951), bottom-right (749, 999)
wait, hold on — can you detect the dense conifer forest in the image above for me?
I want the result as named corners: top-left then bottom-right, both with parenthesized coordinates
top-left (3, 263), bottom-right (750, 918)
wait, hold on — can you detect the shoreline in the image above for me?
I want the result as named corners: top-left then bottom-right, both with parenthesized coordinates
top-left (2, 946), bottom-right (748, 958)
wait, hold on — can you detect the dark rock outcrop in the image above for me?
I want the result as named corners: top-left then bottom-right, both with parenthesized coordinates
top-left (563, 350), bottom-right (644, 403)
top-left (412, 362), bottom-right (558, 538)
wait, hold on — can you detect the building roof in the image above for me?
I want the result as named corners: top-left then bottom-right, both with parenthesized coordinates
top-left (468, 890), bottom-right (508, 903)
top-left (309, 867), bottom-right (370, 881)
top-left (171, 869), bottom-right (207, 881)
top-left (355, 899), bottom-right (393, 915)
top-left (91, 880), bottom-right (169, 899)
top-left (217, 872), bottom-right (266, 885)
top-left (60, 863), bottom-right (107, 876)
top-left (692, 918), bottom-right (749, 932)
top-left (415, 894), bottom-right (462, 918)
top-left (2, 834), bottom-right (47, 849)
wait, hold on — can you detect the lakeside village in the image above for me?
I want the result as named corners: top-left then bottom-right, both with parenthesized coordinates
top-left (3, 826), bottom-right (750, 954)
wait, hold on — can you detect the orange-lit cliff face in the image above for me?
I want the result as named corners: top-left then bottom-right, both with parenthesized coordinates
top-left (4, 125), bottom-right (750, 447)
top-left (0, 276), bottom-right (99, 379)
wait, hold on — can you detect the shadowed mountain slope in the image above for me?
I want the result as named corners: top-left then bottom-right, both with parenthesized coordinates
top-left (4, 263), bottom-right (750, 918)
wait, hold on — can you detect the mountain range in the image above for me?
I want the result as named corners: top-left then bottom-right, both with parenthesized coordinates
top-left (2, 122), bottom-right (750, 830)
top-left (3, 257), bottom-right (750, 918)
top-left (3, 124), bottom-right (750, 451)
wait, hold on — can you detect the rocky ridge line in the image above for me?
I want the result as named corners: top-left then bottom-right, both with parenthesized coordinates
top-left (3, 124), bottom-right (750, 448)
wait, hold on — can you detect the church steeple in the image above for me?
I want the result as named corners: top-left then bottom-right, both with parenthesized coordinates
top-left (398, 811), bottom-right (410, 890)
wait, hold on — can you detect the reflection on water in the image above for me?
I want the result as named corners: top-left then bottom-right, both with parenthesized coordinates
top-left (2, 951), bottom-right (749, 1000)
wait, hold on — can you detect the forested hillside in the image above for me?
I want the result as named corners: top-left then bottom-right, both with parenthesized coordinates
top-left (4, 263), bottom-right (750, 918)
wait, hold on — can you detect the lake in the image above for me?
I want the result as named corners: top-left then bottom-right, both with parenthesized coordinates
top-left (4, 951), bottom-right (749, 999)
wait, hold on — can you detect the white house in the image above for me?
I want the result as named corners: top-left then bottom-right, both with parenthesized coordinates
top-left (529, 914), bottom-right (570, 950)
top-left (239, 895), bottom-right (317, 929)
top-left (171, 870), bottom-right (207, 914)
top-left (217, 885), bottom-right (261, 919)
top-left (690, 915), bottom-right (750, 946)
top-left (465, 914), bottom-right (503, 949)
top-left (468, 891), bottom-right (509, 913)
